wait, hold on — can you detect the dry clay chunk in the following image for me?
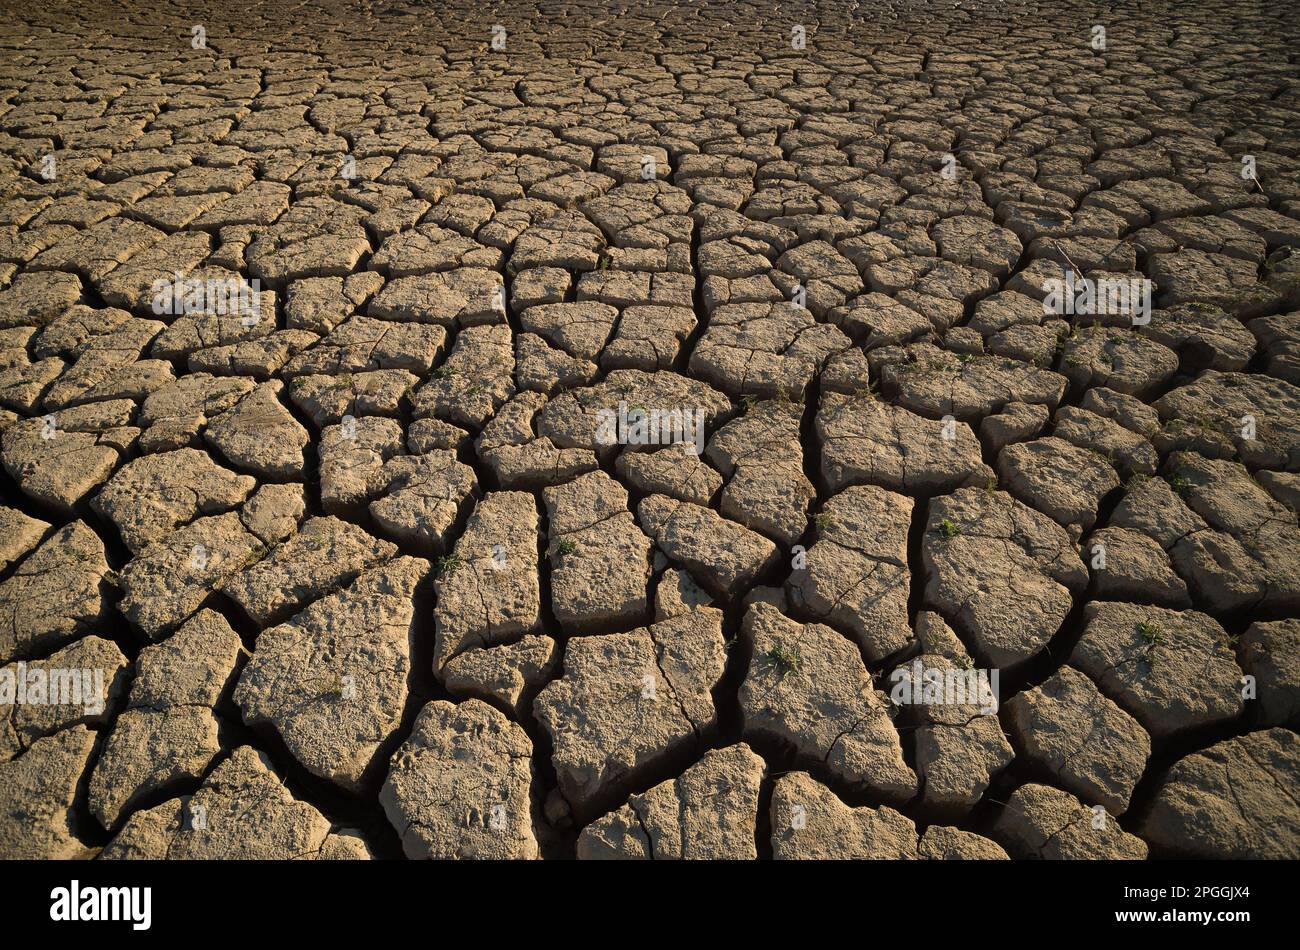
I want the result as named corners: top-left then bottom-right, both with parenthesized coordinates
top-left (577, 744), bottom-right (765, 860)
top-left (910, 654), bottom-right (1014, 812)
top-left (381, 699), bottom-right (538, 860)
top-left (433, 491), bottom-right (541, 674)
top-left (1140, 728), bottom-right (1300, 859)
top-left (235, 557), bottom-right (427, 792)
top-left (923, 487), bottom-right (1087, 667)
top-left (1069, 601), bottom-right (1244, 738)
top-left (442, 635), bottom-right (556, 714)
top-left (0, 522), bottom-right (108, 663)
top-left (1240, 618), bottom-right (1300, 727)
top-left (204, 381), bottom-right (309, 478)
top-left (544, 471), bottom-right (651, 634)
top-left (1004, 665), bottom-right (1151, 813)
top-left (0, 726), bottom-right (97, 858)
top-left (118, 511), bottom-right (265, 641)
top-left (89, 609), bottom-right (242, 829)
top-left (1, 635), bottom-right (128, 762)
top-left (92, 448), bottom-right (256, 554)
top-left (740, 603), bottom-right (915, 802)
top-left (991, 783), bottom-right (1148, 860)
top-left (1, 400), bottom-right (138, 512)
top-left (787, 484), bottom-right (912, 662)
top-left (535, 609), bottom-right (726, 817)
top-left (769, 771), bottom-right (1008, 860)
top-left (224, 515), bottom-right (396, 626)
top-left (101, 746), bottom-right (371, 860)
top-left (0, 507), bottom-right (48, 572)
top-left (637, 494), bottom-right (778, 597)
top-left (818, 390), bottom-right (986, 495)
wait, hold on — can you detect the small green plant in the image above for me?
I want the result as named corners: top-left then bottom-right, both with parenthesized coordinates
top-left (854, 378), bottom-right (881, 401)
top-left (433, 364), bottom-right (459, 379)
top-left (767, 644), bottom-right (802, 675)
top-left (814, 512), bottom-right (835, 530)
top-left (1137, 621), bottom-right (1163, 644)
top-left (554, 537), bottom-right (577, 556)
top-left (436, 553), bottom-right (463, 577)
top-left (939, 518), bottom-right (960, 540)
top-left (1167, 473), bottom-right (1193, 497)
top-left (1137, 620), bottom-right (1164, 671)
top-left (766, 642), bottom-right (802, 676)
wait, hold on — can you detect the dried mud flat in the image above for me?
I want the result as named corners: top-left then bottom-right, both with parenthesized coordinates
top-left (1, 0), bottom-right (1299, 861)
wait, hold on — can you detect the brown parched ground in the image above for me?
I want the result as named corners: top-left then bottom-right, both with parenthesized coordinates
top-left (0, 0), bottom-right (1298, 861)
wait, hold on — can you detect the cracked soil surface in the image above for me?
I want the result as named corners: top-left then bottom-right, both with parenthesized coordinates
top-left (1, 0), bottom-right (1299, 860)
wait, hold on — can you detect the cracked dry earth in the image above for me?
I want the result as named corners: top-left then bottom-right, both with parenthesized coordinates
top-left (1, 0), bottom-right (1300, 863)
